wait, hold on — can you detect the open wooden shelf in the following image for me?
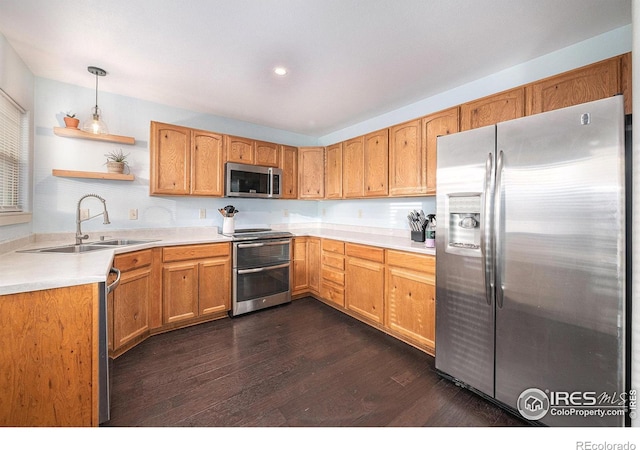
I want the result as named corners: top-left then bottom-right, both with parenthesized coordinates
top-left (53, 127), bottom-right (136, 145)
top-left (52, 169), bottom-right (135, 181)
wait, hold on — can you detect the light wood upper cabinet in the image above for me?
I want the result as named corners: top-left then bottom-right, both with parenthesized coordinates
top-left (389, 119), bottom-right (425, 196)
top-left (299, 147), bottom-right (325, 199)
top-left (621, 52), bottom-right (632, 115)
top-left (191, 130), bottom-right (224, 196)
top-left (150, 122), bottom-right (191, 195)
top-left (527, 56), bottom-right (621, 116)
top-left (279, 145), bottom-right (298, 199)
top-left (460, 87), bottom-right (525, 131)
top-left (225, 135), bottom-right (254, 164)
top-left (325, 143), bottom-right (343, 199)
top-left (342, 137), bottom-right (364, 198)
top-left (255, 140), bottom-right (280, 167)
top-left (150, 121), bottom-right (223, 196)
top-left (423, 107), bottom-right (459, 194)
top-left (363, 129), bottom-right (389, 197)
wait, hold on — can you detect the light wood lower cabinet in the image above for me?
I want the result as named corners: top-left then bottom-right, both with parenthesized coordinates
top-left (162, 243), bottom-right (231, 324)
top-left (292, 236), bottom-right (321, 297)
top-left (0, 284), bottom-right (100, 426)
top-left (307, 239), bottom-right (436, 355)
top-left (345, 243), bottom-right (385, 324)
top-left (385, 250), bottom-right (436, 352)
top-left (321, 239), bottom-right (345, 307)
top-left (110, 249), bottom-right (161, 356)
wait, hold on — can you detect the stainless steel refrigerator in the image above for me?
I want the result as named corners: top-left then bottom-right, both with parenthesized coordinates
top-left (435, 96), bottom-right (627, 427)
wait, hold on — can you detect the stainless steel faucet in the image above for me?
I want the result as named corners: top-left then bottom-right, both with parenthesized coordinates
top-left (76, 194), bottom-right (111, 245)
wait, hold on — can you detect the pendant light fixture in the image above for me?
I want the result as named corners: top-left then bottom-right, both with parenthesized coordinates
top-left (82, 66), bottom-right (109, 135)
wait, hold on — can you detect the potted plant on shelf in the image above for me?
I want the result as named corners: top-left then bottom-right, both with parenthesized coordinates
top-left (63, 112), bottom-right (80, 129)
top-left (104, 149), bottom-right (130, 174)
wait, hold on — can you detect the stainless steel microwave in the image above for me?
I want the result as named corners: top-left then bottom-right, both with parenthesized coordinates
top-left (225, 162), bottom-right (282, 198)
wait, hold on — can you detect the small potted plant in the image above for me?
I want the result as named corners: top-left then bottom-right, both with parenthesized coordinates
top-left (104, 149), bottom-right (130, 174)
top-left (64, 112), bottom-right (80, 129)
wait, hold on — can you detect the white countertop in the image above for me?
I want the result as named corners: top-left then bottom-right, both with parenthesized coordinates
top-left (0, 225), bottom-right (434, 296)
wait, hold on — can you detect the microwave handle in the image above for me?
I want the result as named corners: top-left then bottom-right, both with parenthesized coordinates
top-left (268, 167), bottom-right (273, 198)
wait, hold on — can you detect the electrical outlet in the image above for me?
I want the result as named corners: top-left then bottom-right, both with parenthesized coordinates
top-left (199, 208), bottom-right (206, 219)
top-left (80, 209), bottom-right (90, 220)
top-left (129, 208), bottom-right (138, 220)
top-left (322, 208), bottom-right (326, 216)
top-left (358, 209), bottom-right (363, 218)
top-left (283, 209), bottom-right (289, 217)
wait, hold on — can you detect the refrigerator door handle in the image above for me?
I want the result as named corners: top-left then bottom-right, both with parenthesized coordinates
top-left (482, 152), bottom-right (494, 306)
top-left (495, 150), bottom-right (505, 309)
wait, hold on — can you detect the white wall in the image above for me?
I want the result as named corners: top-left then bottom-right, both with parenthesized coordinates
top-left (33, 78), bottom-right (319, 235)
top-left (318, 25), bottom-right (632, 146)
top-left (0, 33), bottom-right (34, 241)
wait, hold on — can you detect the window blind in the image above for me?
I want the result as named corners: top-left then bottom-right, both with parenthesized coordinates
top-left (0, 89), bottom-right (25, 212)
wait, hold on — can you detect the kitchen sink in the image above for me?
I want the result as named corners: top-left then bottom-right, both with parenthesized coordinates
top-left (90, 238), bottom-right (159, 246)
top-left (21, 244), bottom-right (111, 254)
top-left (19, 239), bottom-right (159, 254)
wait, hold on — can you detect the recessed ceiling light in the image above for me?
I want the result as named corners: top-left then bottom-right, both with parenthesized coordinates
top-left (273, 67), bottom-right (288, 76)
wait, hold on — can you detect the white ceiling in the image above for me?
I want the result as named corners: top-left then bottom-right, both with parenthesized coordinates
top-left (0, 0), bottom-right (631, 137)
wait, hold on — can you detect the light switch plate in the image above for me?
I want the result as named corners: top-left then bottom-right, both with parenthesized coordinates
top-left (129, 209), bottom-right (138, 220)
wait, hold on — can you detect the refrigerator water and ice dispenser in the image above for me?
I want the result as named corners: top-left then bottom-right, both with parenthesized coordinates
top-left (446, 194), bottom-right (481, 253)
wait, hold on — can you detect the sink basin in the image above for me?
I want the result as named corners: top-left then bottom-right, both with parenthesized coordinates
top-left (21, 244), bottom-right (111, 254)
top-left (91, 239), bottom-right (159, 246)
top-left (19, 239), bottom-right (159, 254)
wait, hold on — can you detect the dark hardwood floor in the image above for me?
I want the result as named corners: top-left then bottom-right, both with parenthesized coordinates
top-left (103, 297), bottom-right (527, 427)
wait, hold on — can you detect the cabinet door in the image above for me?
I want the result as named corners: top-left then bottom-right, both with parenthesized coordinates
top-left (343, 137), bottom-right (364, 198)
top-left (528, 57), bottom-right (620, 115)
top-left (363, 129), bottom-right (388, 197)
top-left (280, 145), bottom-right (298, 199)
top-left (386, 265), bottom-right (435, 350)
top-left (113, 266), bottom-right (152, 351)
top-left (389, 119), bottom-right (425, 196)
top-left (163, 262), bottom-right (199, 323)
top-left (198, 257), bottom-right (231, 315)
top-left (191, 130), bottom-right (224, 196)
top-left (255, 140), bottom-right (279, 167)
top-left (423, 107), bottom-right (459, 194)
top-left (307, 237), bottom-right (321, 294)
top-left (292, 237), bottom-right (309, 295)
top-left (298, 147), bottom-right (325, 199)
top-left (620, 52), bottom-right (632, 115)
top-left (345, 256), bottom-right (384, 324)
top-left (460, 87), bottom-right (525, 131)
top-left (150, 122), bottom-right (190, 195)
top-left (325, 143), bottom-right (343, 199)
top-left (225, 135), bottom-right (254, 164)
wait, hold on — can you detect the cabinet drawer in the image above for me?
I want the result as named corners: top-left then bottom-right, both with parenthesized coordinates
top-left (345, 243), bottom-right (384, 263)
top-left (163, 243), bottom-right (230, 262)
top-left (321, 282), bottom-right (345, 307)
top-left (322, 239), bottom-right (344, 254)
top-left (322, 252), bottom-right (344, 270)
top-left (386, 250), bottom-right (435, 274)
top-left (322, 267), bottom-right (345, 286)
top-left (113, 249), bottom-right (152, 272)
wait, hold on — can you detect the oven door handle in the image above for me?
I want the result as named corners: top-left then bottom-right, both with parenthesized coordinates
top-left (236, 240), bottom-right (290, 248)
top-left (237, 262), bottom-right (290, 274)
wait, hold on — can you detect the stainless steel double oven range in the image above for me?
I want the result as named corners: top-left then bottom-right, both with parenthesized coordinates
top-left (228, 228), bottom-right (293, 316)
